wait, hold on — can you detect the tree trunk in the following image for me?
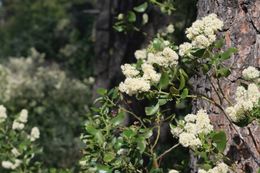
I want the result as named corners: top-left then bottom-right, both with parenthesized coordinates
top-left (194, 0), bottom-right (260, 172)
top-left (92, 0), bottom-right (172, 99)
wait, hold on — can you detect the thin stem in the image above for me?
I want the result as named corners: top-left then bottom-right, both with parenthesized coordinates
top-left (119, 107), bottom-right (147, 128)
top-left (157, 143), bottom-right (180, 160)
top-left (152, 125), bottom-right (161, 149)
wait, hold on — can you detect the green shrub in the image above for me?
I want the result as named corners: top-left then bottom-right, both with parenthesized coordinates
top-left (0, 48), bottom-right (92, 168)
top-left (0, 0), bottom-right (95, 78)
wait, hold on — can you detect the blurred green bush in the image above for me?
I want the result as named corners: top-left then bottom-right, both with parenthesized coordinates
top-left (0, 48), bottom-right (92, 168)
top-left (0, 0), bottom-right (95, 78)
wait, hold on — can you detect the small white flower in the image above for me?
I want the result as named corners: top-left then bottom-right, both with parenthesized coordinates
top-left (134, 49), bottom-right (147, 60)
top-left (142, 13), bottom-right (149, 24)
top-left (119, 77), bottom-right (150, 96)
top-left (184, 113), bottom-right (196, 122)
top-left (1, 161), bottom-right (14, 169)
top-left (141, 63), bottom-right (161, 83)
top-left (179, 132), bottom-right (202, 147)
top-left (11, 148), bottom-right (21, 157)
top-left (242, 66), bottom-right (260, 80)
top-left (168, 169), bottom-right (179, 173)
top-left (18, 109), bottom-right (28, 123)
top-left (121, 64), bottom-right (140, 78)
top-left (117, 13), bottom-right (124, 20)
top-left (167, 24), bottom-right (174, 33)
top-left (13, 159), bottom-right (22, 169)
top-left (30, 127), bottom-right (40, 141)
top-left (88, 77), bottom-right (95, 84)
top-left (79, 160), bottom-right (87, 166)
top-left (179, 42), bottom-right (193, 57)
top-left (12, 121), bottom-right (25, 130)
top-left (0, 105), bottom-right (7, 123)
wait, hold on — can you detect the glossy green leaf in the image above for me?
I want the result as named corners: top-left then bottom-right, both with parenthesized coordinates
top-left (212, 131), bottom-right (227, 152)
top-left (133, 2), bottom-right (148, 13)
top-left (123, 128), bottom-right (136, 138)
top-left (128, 11), bottom-right (136, 22)
top-left (158, 99), bottom-right (167, 106)
top-left (103, 152), bottom-right (116, 163)
top-left (137, 138), bottom-right (146, 153)
top-left (145, 102), bottom-right (159, 116)
top-left (111, 111), bottom-right (125, 126)
top-left (181, 88), bottom-right (189, 99)
top-left (179, 72), bottom-right (186, 90)
top-left (97, 88), bottom-right (107, 96)
top-left (220, 47), bottom-right (237, 60)
top-left (191, 48), bottom-right (205, 57)
top-left (159, 71), bottom-right (169, 89)
top-left (152, 38), bottom-right (163, 51)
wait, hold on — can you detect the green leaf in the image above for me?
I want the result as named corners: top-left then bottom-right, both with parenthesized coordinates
top-left (111, 111), bottom-right (125, 126)
top-left (214, 38), bottom-right (225, 49)
top-left (152, 38), bottom-right (163, 51)
top-left (158, 99), bottom-right (167, 106)
top-left (181, 88), bottom-right (189, 99)
top-left (145, 102), bottom-right (159, 116)
top-left (128, 11), bottom-right (136, 22)
top-left (212, 131), bottom-right (227, 152)
top-left (97, 88), bottom-right (107, 96)
top-left (179, 72), bottom-right (186, 90)
top-left (96, 165), bottom-right (112, 173)
top-left (123, 128), bottom-right (136, 138)
top-left (85, 123), bottom-right (104, 145)
top-left (170, 86), bottom-right (179, 95)
top-left (137, 138), bottom-right (146, 153)
top-left (141, 129), bottom-right (153, 139)
top-left (220, 47), bottom-right (237, 60)
top-left (133, 2), bottom-right (148, 13)
top-left (202, 64), bottom-right (210, 73)
top-left (159, 71), bottom-right (169, 89)
top-left (191, 48), bottom-right (205, 57)
top-left (216, 67), bottom-right (231, 78)
top-left (113, 25), bottom-right (124, 32)
top-left (258, 168), bottom-right (260, 173)
top-left (103, 152), bottom-right (116, 163)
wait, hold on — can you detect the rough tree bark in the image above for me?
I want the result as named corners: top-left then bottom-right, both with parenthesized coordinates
top-left (193, 0), bottom-right (260, 172)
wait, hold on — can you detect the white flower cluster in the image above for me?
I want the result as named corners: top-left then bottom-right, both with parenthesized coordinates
top-left (147, 47), bottom-right (179, 68)
top-left (1, 160), bottom-right (22, 170)
top-left (119, 47), bottom-right (178, 95)
top-left (1, 107), bottom-right (40, 170)
top-left (30, 127), bottom-right (40, 142)
top-left (0, 105), bottom-right (7, 123)
top-left (179, 13), bottom-right (223, 56)
top-left (121, 64), bottom-right (140, 78)
top-left (198, 162), bottom-right (229, 173)
top-left (171, 109), bottom-right (213, 148)
top-left (12, 109), bottom-right (28, 130)
top-left (242, 66), bottom-right (260, 80)
top-left (168, 169), bottom-right (179, 173)
top-left (226, 83), bottom-right (260, 122)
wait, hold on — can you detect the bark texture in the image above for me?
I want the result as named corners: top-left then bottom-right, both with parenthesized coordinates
top-left (194, 0), bottom-right (260, 172)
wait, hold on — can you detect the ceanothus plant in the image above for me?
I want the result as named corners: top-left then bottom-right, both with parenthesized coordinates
top-left (80, 13), bottom-right (260, 173)
top-left (0, 105), bottom-right (41, 173)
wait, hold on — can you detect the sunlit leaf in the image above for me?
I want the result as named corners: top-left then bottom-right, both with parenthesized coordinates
top-left (133, 2), bottom-right (148, 13)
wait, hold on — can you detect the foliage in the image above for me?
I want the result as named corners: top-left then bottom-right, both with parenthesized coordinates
top-left (0, 106), bottom-right (41, 172)
top-left (0, 0), bottom-right (95, 78)
top-left (114, 0), bottom-right (175, 33)
top-left (0, 49), bottom-right (92, 168)
top-left (80, 14), bottom-right (242, 172)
